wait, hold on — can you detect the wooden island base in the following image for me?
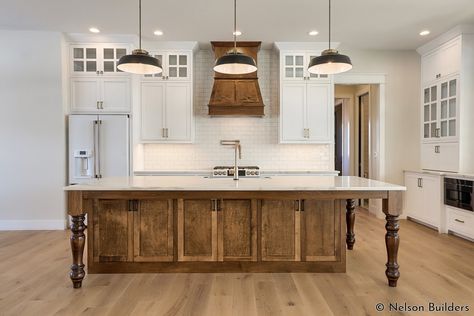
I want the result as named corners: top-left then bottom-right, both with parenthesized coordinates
top-left (68, 189), bottom-right (402, 289)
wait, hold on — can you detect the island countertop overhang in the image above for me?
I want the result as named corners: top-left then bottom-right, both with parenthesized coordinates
top-left (64, 175), bottom-right (406, 192)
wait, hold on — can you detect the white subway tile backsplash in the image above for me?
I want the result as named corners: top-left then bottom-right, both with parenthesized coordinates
top-left (143, 49), bottom-right (331, 171)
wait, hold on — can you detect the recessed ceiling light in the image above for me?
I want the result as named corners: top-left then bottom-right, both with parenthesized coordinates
top-left (89, 27), bottom-right (100, 33)
top-left (419, 30), bottom-right (430, 36)
top-left (233, 30), bottom-right (242, 36)
top-left (308, 30), bottom-right (319, 36)
top-left (154, 30), bottom-right (164, 36)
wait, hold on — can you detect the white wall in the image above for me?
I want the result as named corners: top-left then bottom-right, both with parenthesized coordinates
top-left (139, 49), bottom-right (332, 171)
top-left (0, 30), bottom-right (66, 230)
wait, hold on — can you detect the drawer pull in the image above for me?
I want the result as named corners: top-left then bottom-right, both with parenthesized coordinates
top-left (454, 219), bottom-right (465, 224)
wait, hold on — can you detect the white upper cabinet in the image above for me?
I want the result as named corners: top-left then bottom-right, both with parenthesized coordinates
top-left (70, 44), bottom-right (129, 76)
top-left (418, 32), bottom-right (474, 173)
top-left (281, 52), bottom-right (330, 81)
top-left (69, 43), bottom-right (132, 113)
top-left (143, 51), bottom-right (192, 81)
top-left (421, 37), bottom-right (461, 85)
top-left (140, 82), bottom-right (193, 143)
top-left (278, 49), bottom-right (333, 144)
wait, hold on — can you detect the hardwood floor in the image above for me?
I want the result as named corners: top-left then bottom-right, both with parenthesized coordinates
top-left (0, 210), bottom-right (473, 316)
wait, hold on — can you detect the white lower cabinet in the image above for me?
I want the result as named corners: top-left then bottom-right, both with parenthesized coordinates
top-left (140, 82), bottom-right (193, 143)
top-left (404, 171), bottom-right (443, 230)
top-left (71, 76), bottom-right (131, 113)
top-left (280, 82), bottom-right (332, 143)
top-left (446, 206), bottom-right (474, 240)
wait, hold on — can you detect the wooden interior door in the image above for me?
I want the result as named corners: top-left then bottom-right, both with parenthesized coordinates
top-left (93, 199), bottom-right (132, 262)
top-left (177, 199), bottom-right (217, 261)
top-left (301, 200), bottom-right (341, 262)
top-left (260, 200), bottom-right (300, 261)
top-left (218, 199), bottom-right (257, 261)
top-left (133, 199), bottom-right (174, 262)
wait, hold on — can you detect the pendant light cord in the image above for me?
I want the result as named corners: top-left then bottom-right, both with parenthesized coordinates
top-left (139, 0), bottom-right (142, 50)
top-left (328, 0), bottom-right (331, 50)
top-left (233, 0), bottom-right (237, 53)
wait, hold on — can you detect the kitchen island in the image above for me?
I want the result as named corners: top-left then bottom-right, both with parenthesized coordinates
top-left (65, 176), bottom-right (405, 289)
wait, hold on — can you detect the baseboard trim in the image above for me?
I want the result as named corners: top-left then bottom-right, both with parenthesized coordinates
top-left (0, 220), bottom-right (67, 231)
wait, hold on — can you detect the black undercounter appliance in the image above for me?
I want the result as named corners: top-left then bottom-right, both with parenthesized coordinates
top-left (444, 177), bottom-right (473, 212)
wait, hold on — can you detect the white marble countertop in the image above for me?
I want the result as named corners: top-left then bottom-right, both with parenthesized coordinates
top-left (65, 176), bottom-right (405, 191)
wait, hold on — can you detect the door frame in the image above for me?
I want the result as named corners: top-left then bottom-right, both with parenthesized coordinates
top-left (335, 73), bottom-right (386, 218)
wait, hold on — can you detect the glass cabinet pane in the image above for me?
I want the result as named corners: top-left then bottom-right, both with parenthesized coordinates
top-left (431, 103), bottom-right (437, 121)
top-left (449, 80), bottom-right (456, 97)
top-left (103, 48), bottom-right (114, 59)
top-left (295, 68), bottom-right (304, 78)
top-left (431, 123), bottom-right (437, 137)
top-left (86, 48), bottom-right (96, 59)
top-left (285, 68), bottom-right (294, 78)
top-left (441, 121), bottom-right (447, 137)
top-left (86, 61), bottom-right (96, 72)
top-left (73, 48), bottom-right (84, 59)
top-left (295, 56), bottom-right (304, 66)
top-left (117, 49), bottom-right (127, 59)
top-left (424, 88), bottom-right (430, 103)
top-left (74, 61), bottom-right (84, 72)
top-left (169, 67), bottom-right (177, 77)
top-left (104, 61), bottom-right (114, 72)
top-left (424, 124), bottom-right (429, 138)
top-left (179, 55), bottom-right (187, 65)
top-left (430, 86), bottom-right (437, 102)
top-left (441, 82), bottom-right (448, 99)
top-left (441, 101), bottom-right (447, 119)
top-left (424, 105), bottom-right (429, 122)
top-left (169, 55), bottom-right (177, 65)
top-left (179, 67), bottom-right (187, 77)
top-left (285, 56), bottom-right (293, 66)
top-left (449, 99), bottom-right (456, 118)
top-left (449, 120), bottom-right (456, 136)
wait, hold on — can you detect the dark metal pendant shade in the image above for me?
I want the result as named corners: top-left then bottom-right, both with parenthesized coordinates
top-left (117, 49), bottom-right (162, 75)
top-left (116, 0), bottom-right (162, 75)
top-left (308, 48), bottom-right (352, 75)
top-left (213, 52), bottom-right (257, 75)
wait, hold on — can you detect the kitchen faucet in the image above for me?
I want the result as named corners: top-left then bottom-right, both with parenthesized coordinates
top-left (220, 140), bottom-right (241, 180)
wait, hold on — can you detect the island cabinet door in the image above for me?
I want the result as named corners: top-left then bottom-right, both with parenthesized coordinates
top-left (218, 199), bottom-right (258, 261)
top-left (177, 199), bottom-right (218, 261)
top-left (260, 200), bottom-right (301, 261)
top-left (301, 200), bottom-right (342, 262)
top-left (133, 199), bottom-right (174, 262)
top-left (92, 199), bottom-right (133, 262)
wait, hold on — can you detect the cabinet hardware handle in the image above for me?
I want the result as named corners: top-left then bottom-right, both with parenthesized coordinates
top-left (435, 128), bottom-right (440, 138)
top-left (211, 199), bottom-right (217, 212)
top-left (217, 199), bottom-right (222, 212)
top-left (162, 128), bottom-right (165, 138)
top-left (454, 219), bottom-right (465, 224)
top-left (166, 76), bottom-right (169, 80)
top-left (418, 178), bottom-right (423, 188)
top-left (100, 101), bottom-right (104, 109)
top-left (100, 70), bottom-right (104, 75)
top-left (162, 76), bottom-right (165, 80)
top-left (96, 101), bottom-right (100, 109)
top-left (96, 71), bottom-right (99, 75)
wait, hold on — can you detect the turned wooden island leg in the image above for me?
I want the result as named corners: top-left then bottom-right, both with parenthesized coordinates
top-left (70, 214), bottom-right (86, 288)
top-left (345, 199), bottom-right (356, 250)
top-left (383, 191), bottom-right (402, 287)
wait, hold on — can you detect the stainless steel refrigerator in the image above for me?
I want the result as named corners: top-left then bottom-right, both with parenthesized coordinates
top-left (68, 114), bottom-right (130, 184)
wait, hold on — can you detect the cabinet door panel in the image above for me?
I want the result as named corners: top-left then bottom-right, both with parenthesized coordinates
top-left (134, 199), bottom-right (174, 262)
top-left (101, 78), bottom-right (131, 112)
top-left (404, 173), bottom-right (422, 219)
top-left (301, 200), bottom-right (340, 262)
top-left (281, 84), bottom-right (306, 141)
top-left (165, 83), bottom-right (192, 141)
top-left (306, 83), bottom-right (331, 142)
top-left (97, 115), bottom-right (129, 178)
top-left (71, 78), bottom-right (100, 112)
top-left (260, 200), bottom-right (300, 261)
top-left (93, 199), bottom-right (131, 262)
top-left (141, 83), bottom-right (165, 141)
top-left (218, 199), bottom-right (257, 261)
top-left (178, 199), bottom-right (217, 261)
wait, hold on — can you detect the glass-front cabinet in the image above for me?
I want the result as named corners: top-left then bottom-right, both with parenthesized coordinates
top-left (71, 44), bottom-right (130, 75)
top-left (422, 75), bottom-right (459, 142)
top-left (282, 52), bottom-right (330, 81)
top-left (143, 51), bottom-right (191, 81)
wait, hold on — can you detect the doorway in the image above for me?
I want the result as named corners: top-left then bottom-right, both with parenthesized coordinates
top-left (334, 102), bottom-right (343, 174)
top-left (358, 92), bottom-right (370, 208)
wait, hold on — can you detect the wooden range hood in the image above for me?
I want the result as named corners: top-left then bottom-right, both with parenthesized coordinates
top-left (208, 41), bottom-right (265, 116)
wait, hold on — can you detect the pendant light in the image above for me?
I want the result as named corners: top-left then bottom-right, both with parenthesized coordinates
top-left (213, 0), bottom-right (257, 75)
top-left (308, 0), bottom-right (352, 75)
top-left (117, 0), bottom-right (162, 75)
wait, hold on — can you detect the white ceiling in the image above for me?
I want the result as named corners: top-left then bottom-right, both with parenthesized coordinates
top-left (1, 0), bottom-right (474, 50)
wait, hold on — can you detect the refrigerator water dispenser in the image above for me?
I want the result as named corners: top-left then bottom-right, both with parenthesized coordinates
top-left (73, 149), bottom-right (93, 179)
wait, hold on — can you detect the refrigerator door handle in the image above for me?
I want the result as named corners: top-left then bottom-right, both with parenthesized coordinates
top-left (97, 120), bottom-right (102, 178)
top-left (93, 120), bottom-right (98, 178)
